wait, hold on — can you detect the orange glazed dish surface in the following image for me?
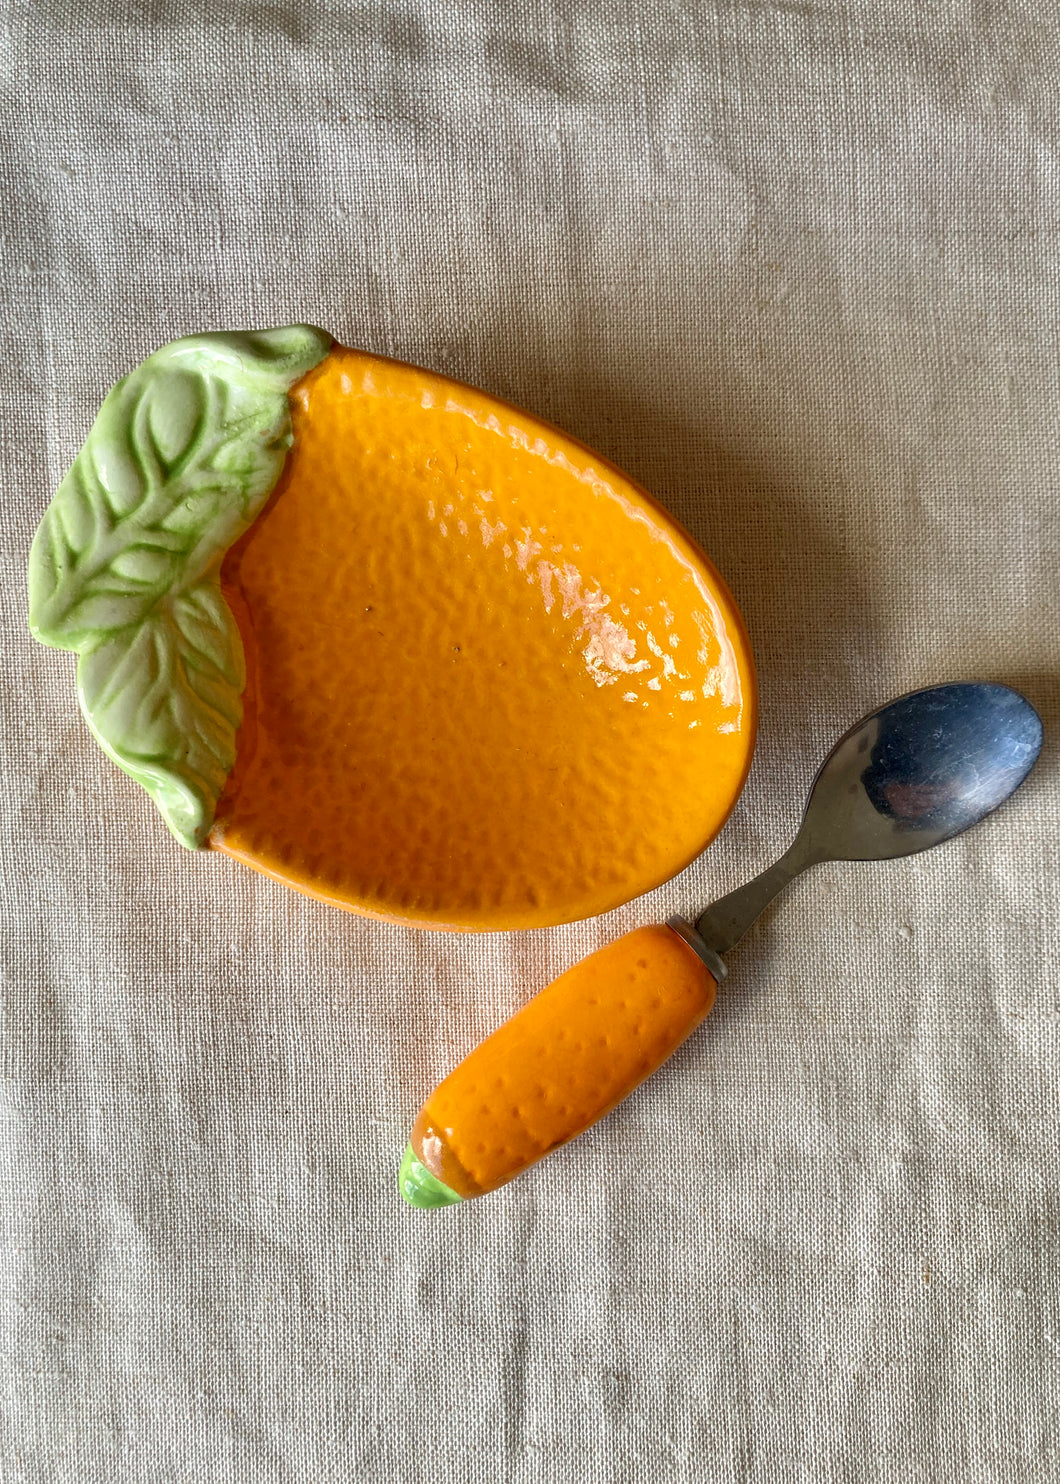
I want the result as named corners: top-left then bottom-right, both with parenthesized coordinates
top-left (209, 346), bottom-right (756, 930)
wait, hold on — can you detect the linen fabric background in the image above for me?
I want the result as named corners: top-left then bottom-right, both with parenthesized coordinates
top-left (2, 2), bottom-right (1058, 1480)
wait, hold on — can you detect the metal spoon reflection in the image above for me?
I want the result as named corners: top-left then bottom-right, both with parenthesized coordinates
top-left (677, 682), bottom-right (1043, 969)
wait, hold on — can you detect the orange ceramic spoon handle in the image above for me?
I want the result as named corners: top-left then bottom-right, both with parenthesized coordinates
top-left (399, 923), bottom-right (719, 1206)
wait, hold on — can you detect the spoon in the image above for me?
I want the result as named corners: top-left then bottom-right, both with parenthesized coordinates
top-left (677, 680), bottom-right (1044, 977)
top-left (400, 682), bottom-right (1043, 1207)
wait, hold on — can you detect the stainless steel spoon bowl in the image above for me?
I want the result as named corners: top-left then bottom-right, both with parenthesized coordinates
top-left (680, 681), bottom-right (1044, 971)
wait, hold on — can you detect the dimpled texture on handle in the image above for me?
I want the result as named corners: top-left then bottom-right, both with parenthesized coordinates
top-left (409, 924), bottom-right (717, 1200)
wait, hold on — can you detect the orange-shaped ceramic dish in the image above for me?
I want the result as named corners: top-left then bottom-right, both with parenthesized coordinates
top-left (28, 326), bottom-right (755, 930)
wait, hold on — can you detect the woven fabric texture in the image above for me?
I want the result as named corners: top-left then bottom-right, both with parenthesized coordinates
top-left (2, 2), bottom-right (1057, 1480)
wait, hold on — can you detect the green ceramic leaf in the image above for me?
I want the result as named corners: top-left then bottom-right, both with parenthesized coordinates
top-left (28, 325), bottom-right (332, 848)
top-left (398, 1144), bottom-right (463, 1208)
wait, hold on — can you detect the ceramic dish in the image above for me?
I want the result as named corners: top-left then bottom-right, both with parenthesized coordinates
top-left (28, 326), bottom-right (756, 930)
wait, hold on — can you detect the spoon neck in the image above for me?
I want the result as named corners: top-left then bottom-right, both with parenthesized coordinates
top-left (694, 846), bottom-right (807, 957)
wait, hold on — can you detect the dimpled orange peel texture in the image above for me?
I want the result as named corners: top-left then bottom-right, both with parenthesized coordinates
top-left (210, 346), bottom-right (755, 930)
top-left (407, 925), bottom-right (716, 1199)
